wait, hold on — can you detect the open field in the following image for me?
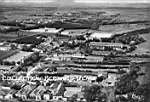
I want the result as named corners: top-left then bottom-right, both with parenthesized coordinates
top-left (0, 4), bottom-right (150, 21)
top-left (0, 5), bottom-right (150, 41)
top-left (0, 32), bottom-right (19, 41)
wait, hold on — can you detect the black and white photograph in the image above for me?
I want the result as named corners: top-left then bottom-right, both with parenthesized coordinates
top-left (0, 0), bottom-right (150, 102)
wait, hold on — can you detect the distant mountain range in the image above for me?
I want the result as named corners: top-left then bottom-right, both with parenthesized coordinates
top-left (0, 2), bottom-right (150, 8)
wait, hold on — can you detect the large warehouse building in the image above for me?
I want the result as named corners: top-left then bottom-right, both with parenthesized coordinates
top-left (2, 51), bottom-right (37, 66)
top-left (89, 32), bottom-right (114, 40)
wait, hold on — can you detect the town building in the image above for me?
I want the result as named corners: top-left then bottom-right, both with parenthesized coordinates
top-left (0, 45), bottom-right (11, 51)
top-left (5, 89), bottom-right (17, 99)
top-left (0, 88), bottom-right (10, 99)
top-left (64, 86), bottom-right (86, 101)
top-left (0, 50), bottom-right (18, 62)
top-left (3, 51), bottom-right (36, 66)
top-left (89, 32), bottom-right (114, 40)
top-left (43, 90), bottom-right (52, 100)
top-left (91, 50), bottom-right (112, 56)
top-left (61, 29), bottom-right (88, 37)
top-left (15, 85), bottom-right (36, 100)
top-left (101, 73), bottom-right (119, 87)
top-left (64, 87), bottom-right (82, 98)
top-left (0, 65), bottom-right (14, 71)
top-left (89, 42), bottom-right (130, 51)
top-left (29, 85), bottom-right (46, 100)
top-left (25, 27), bottom-right (63, 34)
top-left (48, 82), bottom-right (65, 100)
top-left (73, 56), bottom-right (104, 64)
top-left (52, 53), bottom-right (85, 62)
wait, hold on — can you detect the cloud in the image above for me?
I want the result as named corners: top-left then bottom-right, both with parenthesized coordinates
top-left (74, 0), bottom-right (149, 3)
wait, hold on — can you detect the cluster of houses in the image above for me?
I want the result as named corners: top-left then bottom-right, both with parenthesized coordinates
top-left (0, 70), bottom-right (119, 101)
top-left (0, 81), bottom-right (86, 102)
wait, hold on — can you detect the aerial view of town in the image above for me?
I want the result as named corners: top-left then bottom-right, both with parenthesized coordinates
top-left (0, 0), bottom-right (150, 102)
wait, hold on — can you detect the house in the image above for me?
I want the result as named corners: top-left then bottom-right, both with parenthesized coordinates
top-left (5, 89), bottom-right (17, 99)
top-left (43, 90), bottom-right (52, 100)
top-left (25, 28), bottom-right (63, 34)
top-left (1, 83), bottom-right (11, 90)
top-left (0, 50), bottom-right (18, 62)
top-left (64, 87), bottom-right (86, 102)
top-left (61, 29), bottom-right (88, 37)
top-left (89, 42), bottom-right (130, 51)
top-left (15, 85), bottom-right (36, 100)
top-left (64, 87), bottom-right (82, 98)
top-left (85, 56), bottom-right (104, 62)
top-left (48, 82), bottom-right (65, 100)
top-left (52, 53), bottom-right (85, 62)
top-left (0, 88), bottom-right (10, 99)
top-left (0, 90), bottom-right (6, 99)
top-left (0, 45), bottom-right (11, 51)
top-left (0, 65), bottom-right (13, 71)
top-left (29, 85), bottom-right (46, 100)
top-left (3, 51), bottom-right (35, 66)
top-left (91, 51), bottom-right (112, 56)
top-left (101, 73), bottom-right (118, 87)
top-left (76, 92), bottom-right (86, 102)
top-left (89, 32), bottom-right (114, 40)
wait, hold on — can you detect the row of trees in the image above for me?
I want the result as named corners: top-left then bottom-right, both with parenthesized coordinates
top-left (113, 33), bottom-right (145, 45)
top-left (115, 83), bottom-right (149, 102)
top-left (83, 85), bottom-right (107, 102)
top-left (115, 63), bottom-right (149, 102)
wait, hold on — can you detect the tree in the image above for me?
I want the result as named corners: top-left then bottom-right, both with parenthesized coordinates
top-left (133, 83), bottom-right (150, 102)
top-left (96, 76), bottom-right (104, 82)
top-left (115, 69), bottom-right (140, 94)
top-left (11, 84), bottom-right (21, 90)
top-left (10, 44), bottom-right (17, 50)
top-left (91, 22), bottom-right (99, 30)
top-left (31, 54), bottom-right (38, 62)
top-left (70, 94), bottom-right (78, 102)
top-left (84, 85), bottom-right (107, 102)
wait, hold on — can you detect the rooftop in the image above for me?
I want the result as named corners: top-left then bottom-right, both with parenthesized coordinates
top-left (91, 51), bottom-right (111, 56)
top-left (25, 28), bottom-right (62, 33)
top-left (0, 65), bottom-right (13, 71)
top-left (50, 82), bottom-right (59, 90)
top-left (90, 32), bottom-right (114, 39)
top-left (61, 29), bottom-right (88, 36)
top-left (64, 87), bottom-right (82, 98)
top-left (30, 85), bottom-right (46, 96)
top-left (17, 85), bottom-right (36, 95)
top-left (0, 50), bottom-right (18, 61)
top-left (85, 56), bottom-right (104, 62)
top-left (0, 88), bottom-right (10, 96)
top-left (3, 51), bottom-right (34, 63)
top-left (89, 42), bottom-right (127, 47)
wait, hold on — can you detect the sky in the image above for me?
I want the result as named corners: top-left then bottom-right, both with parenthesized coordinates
top-left (74, 0), bottom-right (149, 3)
top-left (0, 0), bottom-right (55, 3)
top-left (0, 0), bottom-right (149, 3)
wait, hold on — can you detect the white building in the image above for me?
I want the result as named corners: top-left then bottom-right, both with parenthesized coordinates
top-left (64, 87), bottom-right (82, 98)
top-left (89, 42), bottom-right (130, 50)
top-left (25, 28), bottom-right (63, 34)
top-left (102, 73), bottom-right (118, 87)
top-left (3, 51), bottom-right (35, 65)
top-left (89, 32), bottom-right (114, 39)
top-left (30, 85), bottom-right (46, 100)
top-left (0, 46), bottom-right (11, 51)
top-left (61, 29), bottom-right (88, 37)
